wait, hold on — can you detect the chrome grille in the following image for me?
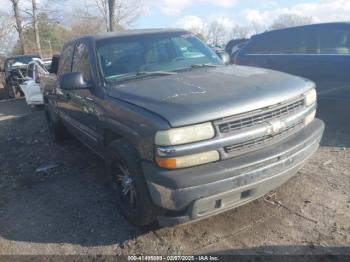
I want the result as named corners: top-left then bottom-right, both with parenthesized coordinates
top-left (218, 99), bottom-right (304, 134)
top-left (224, 120), bottom-right (303, 154)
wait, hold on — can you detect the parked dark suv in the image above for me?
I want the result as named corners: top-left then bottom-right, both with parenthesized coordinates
top-left (234, 22), bottom-right (350, 99)
top-left (42, 29), bottom-right (324, 226)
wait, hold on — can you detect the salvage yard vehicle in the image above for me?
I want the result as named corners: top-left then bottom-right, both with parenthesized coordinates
top-left (20, 60), bottom-right (50, 106)
top-left (42, 29), bottom-right (324, 226)
top-left (225, 38), bottom-right (248, 59)
top-left (2, 55), bottom-right (40, 98)
top-left (234, 22), bottom-right (350, 99)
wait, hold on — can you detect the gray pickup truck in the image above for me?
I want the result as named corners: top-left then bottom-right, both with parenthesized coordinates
top-left (42, 29), bottom-right (324, 226)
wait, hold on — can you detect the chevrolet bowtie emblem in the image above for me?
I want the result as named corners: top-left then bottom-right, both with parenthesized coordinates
top-left (266, 120), bottom-right (286, 135)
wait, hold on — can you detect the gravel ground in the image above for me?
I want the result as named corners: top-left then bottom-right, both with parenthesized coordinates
top-left (0, 97), bottom-right (349, 255)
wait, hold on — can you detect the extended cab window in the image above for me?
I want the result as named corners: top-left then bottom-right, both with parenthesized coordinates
top-left (96, 33), bottom-right (222, 81)
top-left (319, 28), bottom-right (350, 54)
top-left (57, 44), bottom-right (74, 76)
top-left (247, 29), bottom-right (317, 54)
top-left (72, 42), bottom-right (92, 83)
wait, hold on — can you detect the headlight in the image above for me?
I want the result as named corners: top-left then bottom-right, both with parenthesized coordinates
top-left (156, 150), bottom-right (220, 169)
top-left (305, 110), bottom-right (316, 126)
top-left (155, 122), bottom-right (215, 146)
top-left (304, 89), bottom-right (317, 106)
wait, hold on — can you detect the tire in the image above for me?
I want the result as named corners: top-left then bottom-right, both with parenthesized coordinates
top-left (44, 103), bottom-right (70, 144)
top-left (106, 139), bottom-right (163, 226)
top-left (4, 83), bottom-right (15, 99)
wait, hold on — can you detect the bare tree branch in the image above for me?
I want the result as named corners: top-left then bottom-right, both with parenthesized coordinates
top-left (32, 0), bottom-right (42, 57)
top-left (270, 14), bottom-right (314, 30)
top-left (94, 0), bottom-right (109, 31)
top-left (94, 0), bottom-right (141, 32)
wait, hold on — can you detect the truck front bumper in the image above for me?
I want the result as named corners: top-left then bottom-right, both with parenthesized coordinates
top-left (142, 119), bottom-right (324, 226)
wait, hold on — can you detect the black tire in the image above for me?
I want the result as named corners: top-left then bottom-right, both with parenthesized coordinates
top-left (4, 83), bottom-right (15, 99)
top-left (44, 103), bottom-right (70, 144)
top-left (106, 139), bottom-right (163, 226)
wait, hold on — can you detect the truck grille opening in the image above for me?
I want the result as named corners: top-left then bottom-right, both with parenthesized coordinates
top-left (224, 121), bottom-right (303, 154)
top-left (218, 99), bottom-right (304, 134)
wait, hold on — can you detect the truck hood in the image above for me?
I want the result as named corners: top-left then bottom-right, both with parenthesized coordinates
top-left (107, 65), bottom-right (314, 127)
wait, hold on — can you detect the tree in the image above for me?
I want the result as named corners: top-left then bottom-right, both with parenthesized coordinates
top-left (65, 9), bottom-right (105, 39)
top-left (9, 0), bottom-right (26, 54)
top-left (270, 14), bottom-right (313, 30)
top-left (95, 0), bottom-right (109, 31)
top-left (32, 0), bottom-right (42, 57)
top-left (230, 25), bottom-right (250, 40)
top-left (208, 21), bottom-right (227, 47)
top-left (108, 0), bottom-right (115, 31)
top-left (12, 13), bottom-right (68, 57)
top-left (250, 22), bottom-right (265, 35)
top-left (0, 11), bottom-right (16, 56)
top-left (95, 0), bottom-right (141, 32)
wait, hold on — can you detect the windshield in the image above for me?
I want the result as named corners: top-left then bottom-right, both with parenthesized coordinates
top-left (96, 32), bottom-right (223, 82)
top-left (5, 56), bottom-right (39, 70)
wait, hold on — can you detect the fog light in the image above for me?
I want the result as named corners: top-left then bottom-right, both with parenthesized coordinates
top-left (156, 151), bottom-right (220, 169)
top-left (305, 110), bottom-right (316, 126)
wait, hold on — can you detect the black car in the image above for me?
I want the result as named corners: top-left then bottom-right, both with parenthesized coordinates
top-left (225, 38), bottom-right (248, 58)
top-left (234, 22), bottom-right (350, 99)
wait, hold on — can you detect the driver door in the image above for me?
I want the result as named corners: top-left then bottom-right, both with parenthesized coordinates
top-left (65, 41), bottom-right (100, 151)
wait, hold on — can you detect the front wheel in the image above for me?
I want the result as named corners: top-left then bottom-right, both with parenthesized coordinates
top-left (106, 140), bottom-right (163, 226)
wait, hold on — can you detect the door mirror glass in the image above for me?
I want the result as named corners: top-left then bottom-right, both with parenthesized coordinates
top-left (59, 72), bottom-right (87, 90)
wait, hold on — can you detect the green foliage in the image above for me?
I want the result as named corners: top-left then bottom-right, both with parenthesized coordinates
top-left (12, 13), bottom-right (68, 58)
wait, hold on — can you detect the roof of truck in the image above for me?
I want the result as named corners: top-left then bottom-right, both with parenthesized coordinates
top-left (65, 29), bottom-right (190, 45)
top-left (93, 28), bottom-right (188, 40)
top-left (62, 28), bottom-right (190, 48)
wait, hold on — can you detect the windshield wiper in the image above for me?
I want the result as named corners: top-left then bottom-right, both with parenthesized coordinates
top-left (190, 63), bottom-right (219, 68)
top-left (135, 71), bottom-right (178, 76)
top-left (107, 71), bottom-right (178, 83)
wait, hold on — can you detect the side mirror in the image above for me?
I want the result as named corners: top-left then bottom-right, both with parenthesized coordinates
top-left (216, 50), bottom-right (231, 65)
top-left (59, 72), bottom-right (88, 90)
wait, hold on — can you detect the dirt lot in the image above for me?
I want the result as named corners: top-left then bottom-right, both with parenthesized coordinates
top-left (0, 97), bottom-right (349, 255)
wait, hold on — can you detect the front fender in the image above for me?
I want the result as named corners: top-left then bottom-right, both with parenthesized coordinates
top-left (102, 97), bottom-right (171, 161)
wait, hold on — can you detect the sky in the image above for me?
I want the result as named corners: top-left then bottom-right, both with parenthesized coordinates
top-left (0, 0), bottom-right (349, 54)
top-left (1, 0), bottom-right (350, 33)
top-left (135, 0), bottom-right (350, 29)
